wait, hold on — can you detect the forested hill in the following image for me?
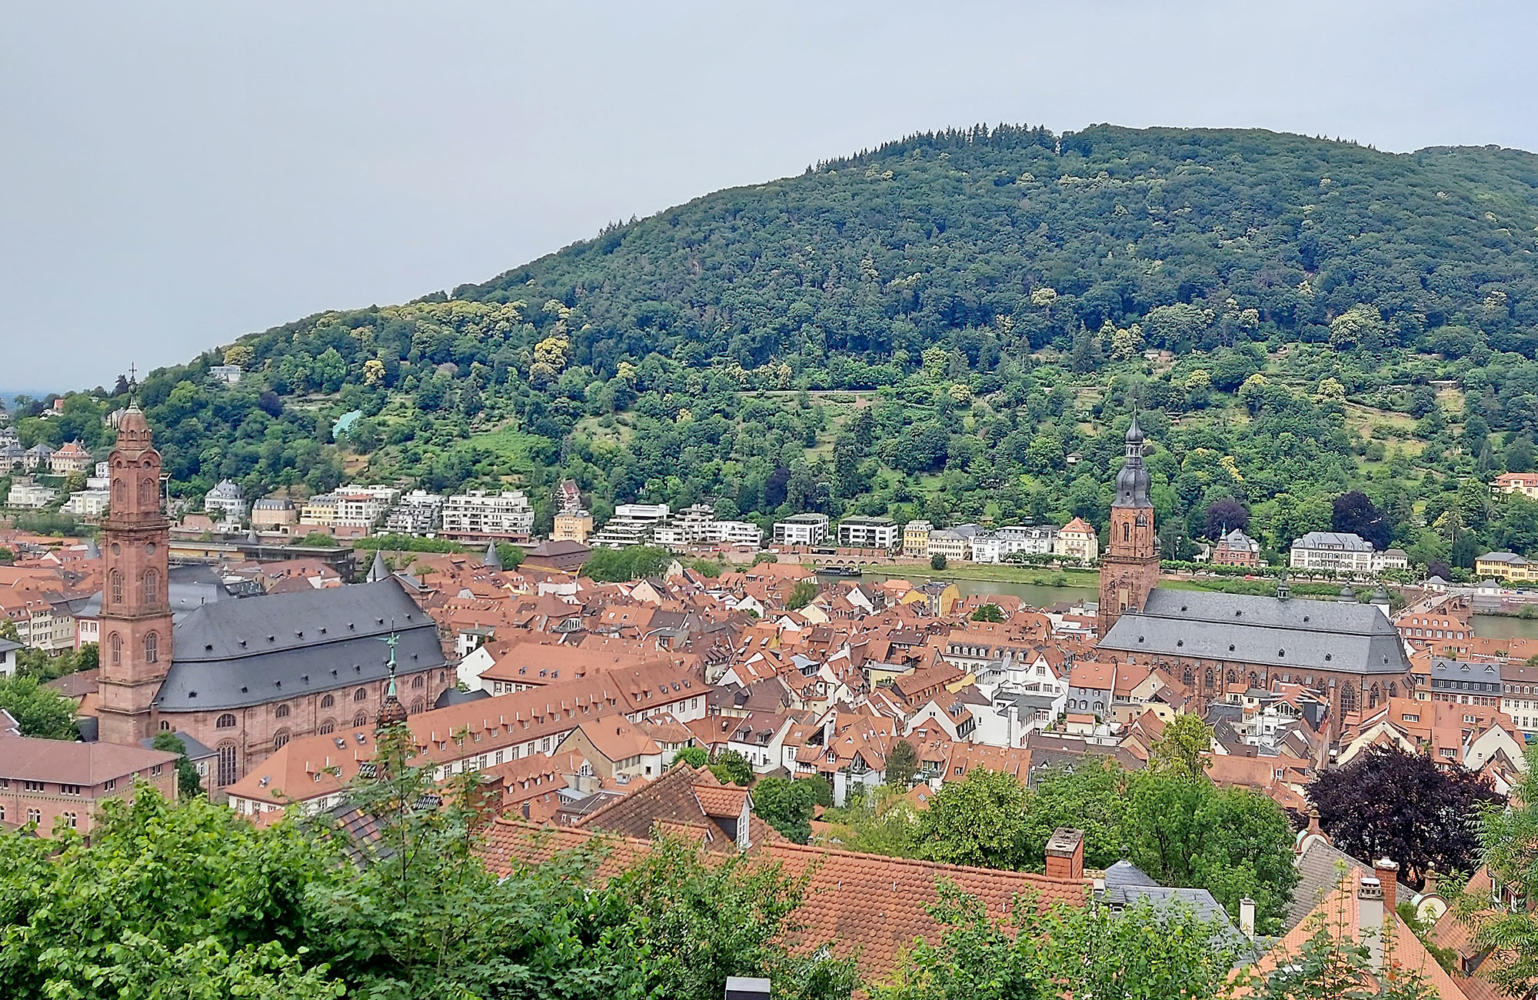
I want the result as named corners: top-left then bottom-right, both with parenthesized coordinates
top-left (18, 124), bottom-right (1538, 572)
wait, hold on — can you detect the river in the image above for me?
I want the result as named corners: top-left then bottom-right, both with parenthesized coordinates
top-left (821, 570), bottom-right (1538, 641)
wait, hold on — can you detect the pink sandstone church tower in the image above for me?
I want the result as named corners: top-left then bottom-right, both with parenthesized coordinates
top-left (96, 405), bottom-right (173, 745)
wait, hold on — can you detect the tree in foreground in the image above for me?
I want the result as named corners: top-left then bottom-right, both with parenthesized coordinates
top-left (1149, 713), bottom-right (1214, 781)
top-left (0, 721), bottom-right (860, 1000)
top-left (969, 603), bottom-right (1005, 623)
top-left (1453, 743), bottom-right (1538, 997)
top-left (1259, 908), bottom-right (1438, 1000)
top-left (0, 673), bottom-right (79, 740)
top-left (1307, 745), bottom-right (1502, 888)
top-left (707, 749), bottom-right (755, 786)
top-left (877, 884), bottom-right (1251, 1000)
top-left (885, 739), bottom-right (920, 789)
top-left (754, 776), bottom-right (823, 843)
top-left (151, 730), bottom-right (204, 798)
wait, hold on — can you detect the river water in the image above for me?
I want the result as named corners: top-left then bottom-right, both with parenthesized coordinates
top-left (824, 570), bottom-right (1538, 641)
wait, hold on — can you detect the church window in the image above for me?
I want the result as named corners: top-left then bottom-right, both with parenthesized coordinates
top-left (216, 713), bottom-right (236, 729)
top-left (412, 674), bottom-right (425, 690)
top-left (142, 569), bottom-right (160, 603)
top-left (320, 694), bottom-right (335, 709)
top-left (354, 688), bottom-right (368, 702)
top-left (275, 704), bottom-right (290, 719)
top-left (110, 571), bottom-right (123, 604)
top-left (410, 698), bottom-right (423, 714)
top-left (109, 632), bottom-right (122, 665)
top-left (353, 711), bottom-right (368, 728)
top-left (138, 477), bottom-right (155, 506)
top-left (144, 632), bottom-right (158, 663)
top-left (1182, 667), bottom-right (1194, 686)
top-left (319, 720), bottom-right (335, 735)
top-left (1122, 522), bottom-right (1130, 542)
top-left (216, 744), bottom-right (237, 787)
top-left (272, 730), bottom-right (289, 750)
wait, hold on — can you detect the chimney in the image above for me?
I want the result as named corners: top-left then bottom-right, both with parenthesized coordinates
top-left (1358, 875), bottom-right (1385, 972)
top-left (1297, 806), bottom-right (1329, 853)
top-left (1423, 867), bottom-right (1439, 897)
top-left (1375, 858), bottom-right (1400, 916)
top-left (1239, 897), bottom-right (1256, 938)
top-left (1045, 827), bottom-right (1085, 881)
top-left (724, 977), bottom-right (771, 1000)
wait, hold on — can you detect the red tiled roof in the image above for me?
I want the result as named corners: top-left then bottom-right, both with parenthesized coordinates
top-left (476, 820), bottom-right (1091, 985)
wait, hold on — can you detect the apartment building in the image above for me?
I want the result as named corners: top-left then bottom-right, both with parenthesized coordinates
top-left (382, 490), bottom-right (445, 536)
top-left (553, 510), bottom-right (594, 544)
top-left (773, 513), bottom-right (829, 547)
top-left (837, 516), bottom-right (898, 550)
top-left (441, 490), bottom-right (536, 542)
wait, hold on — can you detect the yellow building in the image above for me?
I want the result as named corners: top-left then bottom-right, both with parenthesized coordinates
top-left (553, 509), bottom-right (594, 544)
top-left (1475, 551), bottom-right (1537, 582)
top-left (903, 520), bottom-right (932, 558)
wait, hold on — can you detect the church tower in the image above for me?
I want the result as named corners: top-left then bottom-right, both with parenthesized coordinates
top-left (97, 405), bottom-right (173, 745)
top-left (1097, 413), bottom-right (1160, 636)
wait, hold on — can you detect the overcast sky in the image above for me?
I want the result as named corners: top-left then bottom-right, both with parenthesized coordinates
top-left (3, 0), bottom-right (1535, 391)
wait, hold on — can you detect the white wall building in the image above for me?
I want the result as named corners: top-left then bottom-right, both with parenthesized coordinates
top-left (773, 513), bottom-right (829, 547)
top-left (203, 479), bottom-right (246, 524)
top-left (837, 516), bottom-right (898, 549)
top-left (383, 490), bottom-right (445, 536)
top-left (61, 489), bottom-right (111, 518)
top-left (6, 479), bottom-right (57, 509)
top-left (441, 490), bottom-right (535, 541)
top-left (589, 503), bottom-right (671, 548)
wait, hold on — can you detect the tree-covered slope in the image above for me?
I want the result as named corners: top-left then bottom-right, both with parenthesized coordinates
top-left (17, 124), bottom-right (1538, 572)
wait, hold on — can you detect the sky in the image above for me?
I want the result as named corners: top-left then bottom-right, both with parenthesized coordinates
top-left (3, 0), bottom-right (1536, 391)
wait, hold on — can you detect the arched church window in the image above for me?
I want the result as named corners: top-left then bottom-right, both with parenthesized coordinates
top-left (412, 674), bottom-right (425, 690)
top-left (138, 477), bottom-right (155, 506)
top-left (142, 568), bottom-right (160, 603)
top-left (410, 699), bottom-right (424, 714)
top-left (354, 688), bottom-right (368, 702)
top-left (1204, 668), bottom-right (1214, 689)
top-left (216, 743), bottom-right (237, 787)
top-left (1182, 667), bottom-right (1194, 686)
top-left (272, 730), bottom-right (290, 750)
top-left (216, 713), bottom-right (236, 729)
top-left (275, 703), bottom-right (290, 719)
top-left (108, 632), bottom-right (122, 665)
top-left (144, 631), bottom-right (158, 663)
top-left (353, 711), bottom-right (368, 728)
top-left (319, 719), bottom-right (335, 735)
top-left (320, 694), bottom-right (335, 709)
top-left (110, 571), bottom-right (123, 604)
top-left (1122, 522), bottom-right (1130, 542)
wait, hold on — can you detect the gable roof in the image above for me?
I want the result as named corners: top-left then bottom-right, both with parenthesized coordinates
top-left (1099, 589), bottom-right (1410, 676)
top-left (156, 579), bottom-right (444, 711)
top-left (477, 820), bottom-right (1091, 984)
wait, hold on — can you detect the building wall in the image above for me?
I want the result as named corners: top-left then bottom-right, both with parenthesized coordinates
top-left (163, 666), bottom-right (453, 790)
top-left (0, 766), bottom-right (176, 838)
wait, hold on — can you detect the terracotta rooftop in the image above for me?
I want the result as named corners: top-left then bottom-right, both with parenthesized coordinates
top-left (0, 730), bottom-right (178, 785)
top-left (477, 819), bottom-right (1091, 984)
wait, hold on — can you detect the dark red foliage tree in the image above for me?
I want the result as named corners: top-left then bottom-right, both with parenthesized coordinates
top-left (1306, 745), bottom-right (1501, 888)
top-left (1331, 490), bottom-right (1392, 549)
top-left (1204, 498), bottom-right (1250, 540)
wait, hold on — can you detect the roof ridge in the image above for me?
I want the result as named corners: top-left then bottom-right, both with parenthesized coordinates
top-left (765, 841), bottom-right (1086, 885)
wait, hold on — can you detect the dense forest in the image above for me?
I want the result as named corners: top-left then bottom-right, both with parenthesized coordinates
top-left (15, 124), bottom-right (1538, 571)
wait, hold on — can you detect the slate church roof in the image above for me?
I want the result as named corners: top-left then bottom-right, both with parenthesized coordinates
top-left (1098, 590), bottom-right (1410, 676)
top-left (154, 579), bottom-right (444, 712)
